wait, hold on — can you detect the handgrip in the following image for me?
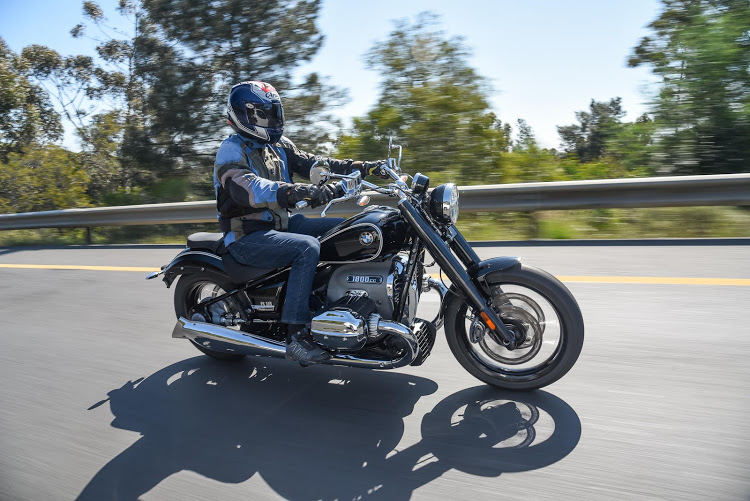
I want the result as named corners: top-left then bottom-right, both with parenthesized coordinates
top-left (295, 200), bottom-right (308, 210)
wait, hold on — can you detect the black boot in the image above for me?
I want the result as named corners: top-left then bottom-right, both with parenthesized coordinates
top-left (286, 324), bottom-right (330, 365)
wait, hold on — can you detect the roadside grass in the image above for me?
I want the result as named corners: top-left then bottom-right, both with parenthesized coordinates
top-left (1, 207), bottom-right (749, 246)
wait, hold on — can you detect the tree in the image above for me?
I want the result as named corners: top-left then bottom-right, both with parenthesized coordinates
top-left (0, 38), bottom-right (63, 161)
top-left (557, 98), bottom-right (626, 163)
top-left (336, 13), bottom-right (510, 185)
top-left (629, 0), bottom-right (750, 174)
top-left (141, 0), bottom-right (348, 152)
top-left (20, 0), bottom-right (345, 205)
top-left (506, 119), bottom-right (563, 183)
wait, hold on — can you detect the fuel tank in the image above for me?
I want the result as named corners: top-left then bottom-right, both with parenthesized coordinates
top-left (319, 206), bottom-right (408, 263)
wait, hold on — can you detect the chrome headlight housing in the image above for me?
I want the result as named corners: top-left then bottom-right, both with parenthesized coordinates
top-left (429, 183), bottom-right (459, 224)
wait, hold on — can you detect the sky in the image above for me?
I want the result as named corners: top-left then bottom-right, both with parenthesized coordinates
top-left (0, 0), bottom-right (663, 150)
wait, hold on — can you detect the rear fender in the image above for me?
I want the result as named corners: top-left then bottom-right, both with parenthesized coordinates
top-left (159, 249), bottom-right (228, 288)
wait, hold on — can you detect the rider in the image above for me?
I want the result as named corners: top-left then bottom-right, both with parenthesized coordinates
top-left (215, 81), bottom-right (385, 365)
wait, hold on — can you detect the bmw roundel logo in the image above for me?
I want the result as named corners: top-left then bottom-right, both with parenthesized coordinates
top-left (359, 231), bottom-right (375, 246)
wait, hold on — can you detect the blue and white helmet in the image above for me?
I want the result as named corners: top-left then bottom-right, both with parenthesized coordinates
top-left (226, 81), bottom-right (284, 143)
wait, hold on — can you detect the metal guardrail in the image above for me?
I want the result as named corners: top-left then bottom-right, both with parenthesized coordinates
top-left (0, 173), bottom-right (749, 231)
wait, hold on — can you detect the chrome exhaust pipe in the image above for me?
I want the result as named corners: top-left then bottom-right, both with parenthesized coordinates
top-left (173, 316), bottom-right (419, 370)
top-left (174, 317), bottom-right (287, 358)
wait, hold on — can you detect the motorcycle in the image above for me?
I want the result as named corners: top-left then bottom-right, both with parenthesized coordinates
top-left (146, 140), bottom-right (584, 390)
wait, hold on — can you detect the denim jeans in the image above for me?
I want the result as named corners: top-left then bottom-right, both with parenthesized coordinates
top-left (227, 213), bottom-right (344, 324)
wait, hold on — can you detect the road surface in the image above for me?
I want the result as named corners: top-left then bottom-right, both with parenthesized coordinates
top-left (0, 241), bottom-right (749, 500)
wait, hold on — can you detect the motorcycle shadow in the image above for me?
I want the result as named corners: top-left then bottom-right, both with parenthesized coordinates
top-left (77, 357), bottom-right (581, 500)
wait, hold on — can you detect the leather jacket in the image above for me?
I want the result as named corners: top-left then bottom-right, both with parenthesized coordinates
top-left (214, 134), bottom-right (380, 245)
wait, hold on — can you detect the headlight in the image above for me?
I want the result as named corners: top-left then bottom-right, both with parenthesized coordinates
top-left (429, 183), bottom-right (459, 224)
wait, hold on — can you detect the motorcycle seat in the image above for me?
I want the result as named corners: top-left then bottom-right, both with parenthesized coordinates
top-left (186, 232), bottom-right (226, 254)
top-left (186, 232), bottom-right (275, 283)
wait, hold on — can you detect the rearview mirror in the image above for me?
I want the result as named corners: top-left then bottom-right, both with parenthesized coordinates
top-left (310, 164), bottom-right (331, 186)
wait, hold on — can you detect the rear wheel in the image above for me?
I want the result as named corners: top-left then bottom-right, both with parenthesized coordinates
top-left (173, 272), bottom-right (247, 361)
top-left (444, 265), bottom-right (583, 390)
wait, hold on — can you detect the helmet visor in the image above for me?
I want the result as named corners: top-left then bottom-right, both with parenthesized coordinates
top-left (245, 102), bottom-right (283, 129)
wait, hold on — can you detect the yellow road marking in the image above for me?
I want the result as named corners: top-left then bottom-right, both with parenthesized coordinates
top-left (555, 276), bottom-right (750, 286)
top-left (429, 273), bottom-right (750, 287)
top-left (0, 264), bottom-right (748, 286)
top-left (0, 264), bottom-right (160, 272)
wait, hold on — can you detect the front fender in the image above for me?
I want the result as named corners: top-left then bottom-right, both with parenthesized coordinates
top-left (472, 256), bottom-right (522, 294)
top-left (439, 256), bottom-right (522, 319)
top-left (159, 249), bottom-right (228, 287)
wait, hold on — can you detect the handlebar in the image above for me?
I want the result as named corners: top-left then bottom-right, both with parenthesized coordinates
top-left (294, 164), bottom-right (412, 217)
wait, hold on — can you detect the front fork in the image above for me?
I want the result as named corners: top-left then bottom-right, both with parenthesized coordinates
top-left (398, 201), bottom-right (519, 349)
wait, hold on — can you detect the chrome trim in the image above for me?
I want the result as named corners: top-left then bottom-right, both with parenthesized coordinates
top-left (442, 183), bottom-right (459, 224)
top-left (373, 318), bottom-right (419, 368)
top-left (145, 271), bottom-right (163, 280)
top-left (174, 316), bottom-right (419, 369)
top-left (174, 317), bottom-right (286, 354)
top-left (311, 309), bottom-right (367, 351)
top-left (386, 254), bottom-right (409, 314)
top-left (425, 277), bottom-right (448, 330)
top-left (368, 313), bottom-right (382, 340)
top-left (319, 223), bottom-right (384, 264)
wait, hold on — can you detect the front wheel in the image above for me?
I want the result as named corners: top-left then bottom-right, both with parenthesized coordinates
top-left (444, 264), bottom-right (584, 390)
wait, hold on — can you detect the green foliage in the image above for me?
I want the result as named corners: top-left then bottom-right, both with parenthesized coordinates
top-left (282, 72), bottom-right (349, 153)
top-left (558, 98), bottom-right (626, 163)
top-left (79, 110), bottom-right (125, 203)
top-left (0, 145), bottom-right (90, 213)
top-left (336, 14), bottom-right (510, 185)
top-left (0, 38), bottom-right (63, 161)
top-left (629, 0), bottom-right (750, 174)
top-left (16, 0), bottom-right (343, 208)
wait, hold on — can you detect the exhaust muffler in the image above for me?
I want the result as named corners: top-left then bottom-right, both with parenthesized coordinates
top-left (173, 316), bottom-right (419, 369)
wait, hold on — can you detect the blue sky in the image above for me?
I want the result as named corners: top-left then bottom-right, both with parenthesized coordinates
top-left (0, 0), bottom-right (663, 149)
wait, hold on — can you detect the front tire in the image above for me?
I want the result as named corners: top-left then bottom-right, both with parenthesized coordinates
top-left (444, 264), bottom-right (583, 390)
top-left (173, 272), bottom-right (247, 361)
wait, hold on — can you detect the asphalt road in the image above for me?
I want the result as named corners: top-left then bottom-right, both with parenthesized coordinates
top-left (0, 242), bottom-right (749, 500)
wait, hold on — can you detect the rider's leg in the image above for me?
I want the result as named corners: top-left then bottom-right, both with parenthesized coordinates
top-left (227, 229), bottom-right (329, 364)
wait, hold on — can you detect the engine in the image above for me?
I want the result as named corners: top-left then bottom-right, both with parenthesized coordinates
top-left (310, 292), bottom-right (417, 357)
top-left (312, 254), bottom-right (421, 353)
top-left (324, 253), bottom-right (419, 324)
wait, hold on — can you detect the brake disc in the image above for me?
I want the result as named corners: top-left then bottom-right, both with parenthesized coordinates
top-left (480, 304), bottom-right (543, 365)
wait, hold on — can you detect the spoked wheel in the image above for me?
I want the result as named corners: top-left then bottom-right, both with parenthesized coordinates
top-left (173, 272), bottom-right (247, 361)
top-left (444, 265), bottom-right (584, 390)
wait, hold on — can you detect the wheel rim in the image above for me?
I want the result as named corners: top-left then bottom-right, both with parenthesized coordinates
top-left (184, 281), bottom-right (240, 330)
top-left (458, 282), bottom-right (565, 382)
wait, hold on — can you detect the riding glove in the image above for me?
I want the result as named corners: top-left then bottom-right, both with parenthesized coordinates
top-left (276, 183), bottom-right (337, 209)
top-left (353, 161), bottom-right (391, 179)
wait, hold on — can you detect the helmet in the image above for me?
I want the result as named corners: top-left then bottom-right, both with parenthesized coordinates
top-left (226, 81), bottom-right (284, 143)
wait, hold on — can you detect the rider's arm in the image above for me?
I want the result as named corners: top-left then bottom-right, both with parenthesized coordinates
top-left (214, 140), bottom-right (285, 208)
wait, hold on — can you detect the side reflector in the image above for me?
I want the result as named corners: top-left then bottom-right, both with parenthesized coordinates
top-left (480, 311), bottom-right (496, 331)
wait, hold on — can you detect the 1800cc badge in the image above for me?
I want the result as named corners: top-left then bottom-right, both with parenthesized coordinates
top-left (359, 231), bottom-right (375, 246)
top-left (347, 275), bottom-right (383, 284)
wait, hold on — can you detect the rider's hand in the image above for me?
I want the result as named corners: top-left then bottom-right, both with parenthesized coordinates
top-left (276, 183), bottom-right (317, 209)
top-left (309, 184), bottom-right (337, 208)
top-left (354, 161), bottom-right (391, 179)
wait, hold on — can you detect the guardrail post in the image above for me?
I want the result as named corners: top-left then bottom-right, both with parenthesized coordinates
top-left (85, 227), bottom-right (92, 245)
top-left (522, 212), bottom-right (540, 239)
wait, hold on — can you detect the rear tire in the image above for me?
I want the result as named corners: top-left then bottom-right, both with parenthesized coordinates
top-left (173, 272), bottom-right (247, 361)
top-left (444, 264), bottom-right (584, 390)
